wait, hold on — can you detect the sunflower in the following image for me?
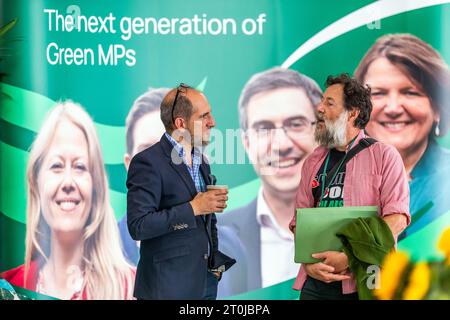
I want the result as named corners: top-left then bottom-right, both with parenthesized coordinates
top-left (437, 227), bottom-right (450, 266)
top-left (402, 262), bottom-right (430, 300)
top-left (374, 251), bottom-right (409, 300)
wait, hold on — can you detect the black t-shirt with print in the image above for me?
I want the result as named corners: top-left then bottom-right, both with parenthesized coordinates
top-left (312, 148), bottom-right (346, 208)
top-left (303, 148), bottom-right (353, 300)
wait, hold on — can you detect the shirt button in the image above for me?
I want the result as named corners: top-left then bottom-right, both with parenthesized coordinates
top-left (203, 254), bottom-right (209, 260)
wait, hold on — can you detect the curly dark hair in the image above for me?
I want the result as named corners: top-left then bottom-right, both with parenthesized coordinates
top-left (325, 73), bottom-right (372, 129)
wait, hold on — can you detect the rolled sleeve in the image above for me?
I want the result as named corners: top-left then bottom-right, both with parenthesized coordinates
top-left (379, 145), bottom-right (411, 226)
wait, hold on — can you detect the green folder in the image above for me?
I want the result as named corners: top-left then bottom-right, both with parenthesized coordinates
top-left (294, 206), bottom-right (378, 263)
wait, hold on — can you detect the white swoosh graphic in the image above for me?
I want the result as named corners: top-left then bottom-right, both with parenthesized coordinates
top-left (282, 0), bottom-right (450, 68)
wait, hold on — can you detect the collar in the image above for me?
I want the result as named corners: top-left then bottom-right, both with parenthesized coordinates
top-left (165, 132), bottom-right (185, 158)
top-left (344, 129), bottom-right (365, 153)
top-left (164, 132), bottom-right (202, 164)
top-left (256, 187), bottom-right (293, 240)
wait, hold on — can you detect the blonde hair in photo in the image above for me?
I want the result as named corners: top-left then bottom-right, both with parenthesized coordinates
top-left (24, 101), bottom-right (134, 299)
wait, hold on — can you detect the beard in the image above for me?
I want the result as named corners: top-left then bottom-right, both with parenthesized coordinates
top-left (314, 110), bottom-right (349, 148)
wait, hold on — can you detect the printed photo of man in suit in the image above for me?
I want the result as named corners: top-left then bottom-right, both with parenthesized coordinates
top-left (126, 84), bottom-right (235, 300)
top-left (218, 67), bottom-right (321, 295)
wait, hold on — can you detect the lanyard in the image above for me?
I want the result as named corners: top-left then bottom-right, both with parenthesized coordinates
top-left (319, 153), bottom-right (346, 202)
top-left (319, 136), bottom-right (358, 202)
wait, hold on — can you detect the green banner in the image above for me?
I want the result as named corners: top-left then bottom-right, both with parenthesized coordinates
top-left (1, 0), bottom-right (450, 300)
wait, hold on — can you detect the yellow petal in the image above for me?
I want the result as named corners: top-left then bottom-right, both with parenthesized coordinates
top-left (437, 227), bottom-right (450, 258)
top-left (374, 251), bottom-right (409, 300)
top-left (402, 262), bottom-right (430, 300)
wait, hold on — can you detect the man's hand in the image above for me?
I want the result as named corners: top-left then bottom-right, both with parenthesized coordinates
top-left (303, 251), bottom-right (351, 283)
top-left (312, 251), bottom-right (349, 274)
top-left (303, 262), bottom-right (351, 283)
top-left (190, 189), bottom-right (228, 216)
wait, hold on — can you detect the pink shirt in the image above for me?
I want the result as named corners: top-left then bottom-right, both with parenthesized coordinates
top-left (289, 130), bottom-right (410, 294)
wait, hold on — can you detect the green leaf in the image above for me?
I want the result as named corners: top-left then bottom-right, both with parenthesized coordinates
top-left (0, 18), bottom-right (18, 38)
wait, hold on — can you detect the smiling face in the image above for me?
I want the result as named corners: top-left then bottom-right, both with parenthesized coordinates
top-left (364, 58), bottom-right (438, 157)
top-left (38, 119), bottom-right (92, 235)
top-left (244, 87), bottom-right (317, 194)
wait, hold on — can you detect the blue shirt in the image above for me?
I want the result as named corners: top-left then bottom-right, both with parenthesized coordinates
top-left (118, 134), bottom-right (209, 266)
top-left (165, 133), bottom-right (211, 257)
top-left (164, 133), bottom-right (206, 192)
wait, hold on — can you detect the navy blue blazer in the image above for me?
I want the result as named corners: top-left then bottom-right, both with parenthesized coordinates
top-left (126, 134), bottom-right (235, 299)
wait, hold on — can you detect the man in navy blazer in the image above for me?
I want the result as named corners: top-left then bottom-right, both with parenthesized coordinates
top-left (126, 84), bottom-right (235, 300)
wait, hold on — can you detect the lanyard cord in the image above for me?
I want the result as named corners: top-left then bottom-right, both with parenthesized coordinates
top-left (319, 152), bottom-right (345, 201)
top-left (319, 135), bottom-right (358, 202)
